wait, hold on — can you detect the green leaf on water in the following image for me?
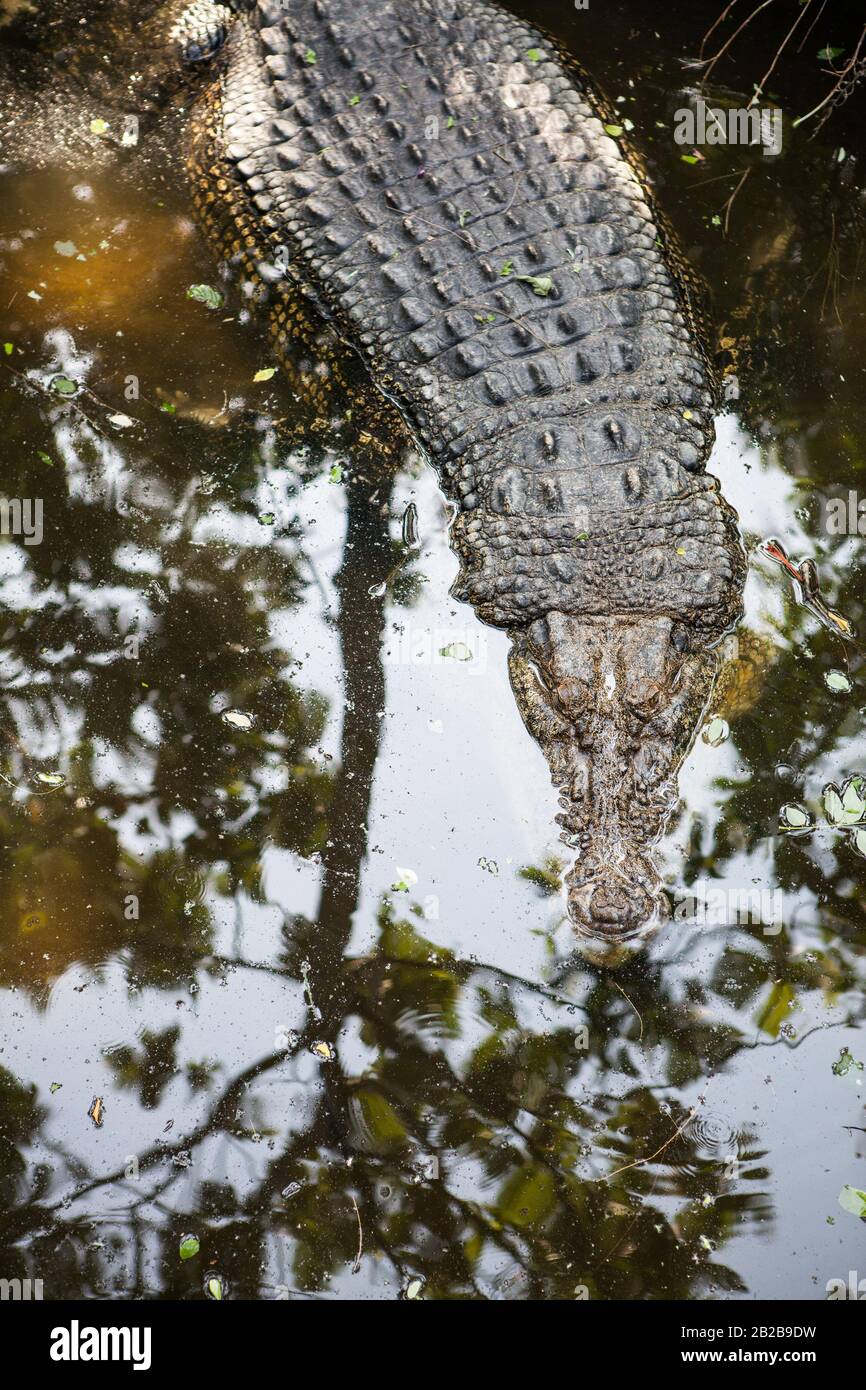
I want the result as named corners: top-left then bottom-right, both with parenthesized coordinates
top-left (253, 367), bottom-right (276, 382)
top-left (516, 274), bottom-right (553, 297)
top-left (49, 1081), bottom-right (62, 1094)
top-left (779, 802), bottom-right (811, 831)
top-left (89, 118), bottom-right (109, 135)
top-left (446, 115), bottom-right (455, 129)
top-left (831, 1047), bottom-right (863, 1078)
top-left (526, 48), bottom-right (543, 63)
top-left (680, 153), bottom-right (700, 165)
top-left (50, 376), bottom-right (77, 396)
top-left (837, 1185), bottom-right (866, 1220)
top-left (500, 259), bottom-right (514, 276)
top-left (160, 401), bottom-right (176, 414)
top-left (348, 94), bottom-right (361, 106)
top-left (825, 669), bottom-right (852, 693)
top-left (440, 642), bottom-right (472, 661)
top-left (841, 776), bottom-right (866, 822)
top-left (3, 342), bottom-right (13, 354)
top-left (303, 47), bottom-right (317, 65)
top-left (604, 123), bottom-right (624, 138)
top-left (179, 1233), bottom-right (200, 1260)
top-left (205, 1273), bottom-right (225, 1300)
top-left (817, 46), bottom-right (844, 62)
top-left (329, 463), bottom-right (343, 483)
top-left (187, 283), bottom-right (223, 310)
top-left (823, 783), bottom-right (845, 826)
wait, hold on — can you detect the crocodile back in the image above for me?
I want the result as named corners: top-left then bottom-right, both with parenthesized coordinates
top-left (212, 0), bottom-right (743, 632)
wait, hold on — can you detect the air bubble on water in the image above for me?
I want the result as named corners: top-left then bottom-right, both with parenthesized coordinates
top-left (368, 581), bottom-right (387, 598)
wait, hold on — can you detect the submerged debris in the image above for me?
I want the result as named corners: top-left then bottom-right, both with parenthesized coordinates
top-left (759, 539), bottom-right (856, 642)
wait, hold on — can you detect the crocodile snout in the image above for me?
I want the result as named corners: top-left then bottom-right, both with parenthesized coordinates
top-left (566, 854), bottom-right (669, 940)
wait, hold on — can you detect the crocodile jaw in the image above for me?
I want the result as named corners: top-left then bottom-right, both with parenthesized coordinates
top-left (514, 612), bottom-right (718, 941)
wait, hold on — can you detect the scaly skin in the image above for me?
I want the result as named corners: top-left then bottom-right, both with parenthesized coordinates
top-left (162, 0), bottom-right (746, 941)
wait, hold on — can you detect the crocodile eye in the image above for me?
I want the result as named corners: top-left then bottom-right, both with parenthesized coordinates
top-left (556, 677), bottom-right (591, 715)
top-left (626, 679), bottom-right (662, 713)
top-left (527, 617), bottom-right (551, 656)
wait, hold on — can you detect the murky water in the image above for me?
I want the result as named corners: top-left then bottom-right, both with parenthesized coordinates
top-left (0, 1), bottom-right (864, 1300)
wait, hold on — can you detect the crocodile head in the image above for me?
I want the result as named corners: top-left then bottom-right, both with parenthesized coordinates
top-left (513, 612), bottom-right (718, 942)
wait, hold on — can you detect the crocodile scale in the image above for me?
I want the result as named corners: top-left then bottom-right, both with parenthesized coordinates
top-left (191, 0), bottom-right (742, 633)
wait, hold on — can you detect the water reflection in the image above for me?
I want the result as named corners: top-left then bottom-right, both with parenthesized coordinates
top-left (0, 0), bottom-right (864, 1301)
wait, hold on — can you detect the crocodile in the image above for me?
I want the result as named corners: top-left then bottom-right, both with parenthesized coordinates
top-left (157, 0), bottom-right (746, 941)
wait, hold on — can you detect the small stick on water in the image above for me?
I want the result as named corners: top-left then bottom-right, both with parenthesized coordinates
top-left (595, 1105), bottom-right (698, 1183)
top-left (613, 982), bottom-right (644, 1043)
top-left (350, 1195), bottom-right (363, 1273)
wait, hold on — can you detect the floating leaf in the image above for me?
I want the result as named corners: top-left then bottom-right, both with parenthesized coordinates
top-left (841, 776), bottom-right (866, 822)
top-left (604, 124), bottom-right (624, 138)
top-left (89, 118), bottom-right (109, 135)
top-left (179, 1233), bottom-right (200, 1261)
top-left (204, 1272), bottom-right (226, 1300)
top-left (392, 866), bottom-right (418, 892)
top-left (825, 669), bottom-right (852, 693)
top-left (823, 783), bottom-right (845, 826)
top-left (837, 1185), bottom-right (866, 1220)
top-left (348, 94), bottom-right (361, 106)
top-left (680, 153), bottom-right (700, 165)
top-left (439, 641), bottom-right (472, 661)
top-left (500, 259), bottom-right (514, 276)
top-left (4, 341), bottom-right (13, 354)
top-left (88, 1096), bottom-right (104, 1128)
top-left (525, 48), bottom-right (542, 63)
top-left (778, 802), bottom-right (812, 832)
top-left (831, 1047), bottom-right (863, 1078)
top-left (50, 375), bottom-right (78, 396)
top-left (221, 708), bottom-right (254, 731)
top-left (186, 283), bottom-right (223, 310)
top-left (405, 1278), bottom-right (424, 1300)
top-left (49, 1082), bottom-right (62, 1094)
top-left (817, 46), bottom-right (844, 62)
top-left (160, 401), bottom-right (176, 414)
top-left (34, 771), bottom-right (65, 787)
top-left (303, 47), bottom-right (317, 64)
top-left (702, 717), bottom-right (729, 748)
top-left (253, 367), bottom-right (276, 382)
top-left (516, 274), bottom-right (553, 296)
top-left (311, 1041), bottom-right (335, 1062)
top-left (478, 856), bottom-right (499, 876)
top-left (329, 463), bottom-right (343, 483)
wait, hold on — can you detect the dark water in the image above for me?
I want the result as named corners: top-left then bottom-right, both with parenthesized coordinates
top-left (0, 0), bottom-right (864, 1300)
